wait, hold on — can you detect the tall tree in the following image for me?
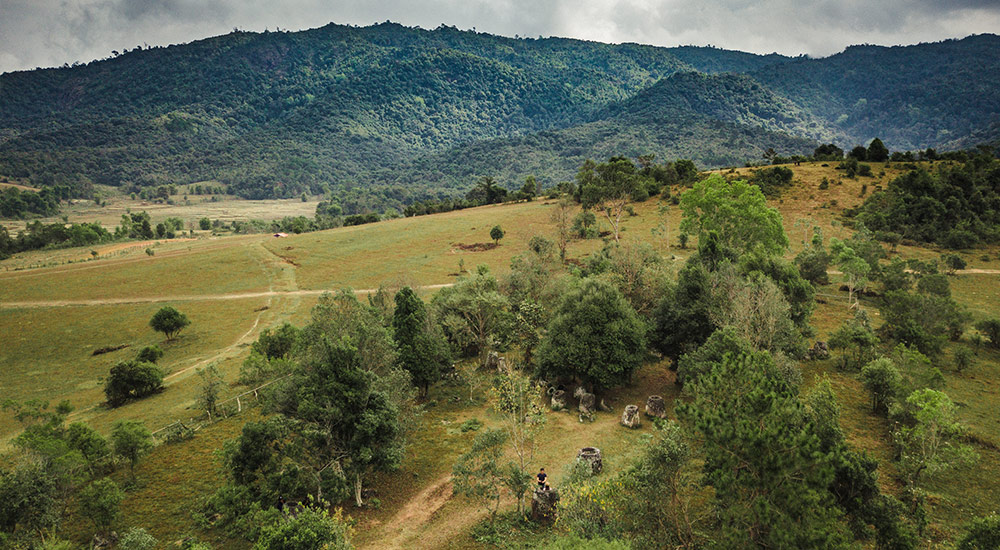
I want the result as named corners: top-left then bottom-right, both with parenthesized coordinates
top-left (679, 174), bottom-right (788, 256)
top-left (536, 277), bottom-right (646, 391)
top-left (678, 352), bottom-right (851, 549)
top-left (392, 287), bottom-right (450, 397)
top-left (579, 156), bottom-right (641, 242)
top-left (270, 336), bottom-right (402, 507)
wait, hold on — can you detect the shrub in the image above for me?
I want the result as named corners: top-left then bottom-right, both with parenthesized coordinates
top-left (943, 229), bottom-right (979, 250)
top-left (958, 514), bottom-right (1000, 550)
top-left (104, 360), bottom-right (164, 407)
top-left (955, 348), bottom-right (974, 373)
top-left (975, 319), bottom-right (1000, 349)
top-left (135, 345), bottom-right (163, 363)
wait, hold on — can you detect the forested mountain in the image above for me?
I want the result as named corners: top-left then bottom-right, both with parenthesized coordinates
top-left (0, 22), bottom-right (997, 207)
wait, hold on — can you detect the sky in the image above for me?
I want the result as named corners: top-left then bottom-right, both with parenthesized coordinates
top-left (1, 0), bottom-right (999, 73)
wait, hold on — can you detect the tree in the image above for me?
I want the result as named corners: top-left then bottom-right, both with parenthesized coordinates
top-left (867, 138), bottom-right (889, 162)
top-left (149, 306), bottom-right (190, 340)
top-left (830, 239), bottom-right (870, 307)
top-left (104, 360), bottom-right (164, 407)
top-left (550, 198), bottom-right (574, 261)
top-left (197, 364), bottom-right (225, 418)
top-left (78, 478), bottom-right (123, 536)
top-left (270, 336), bottom-right (402, 507)
top-left (579, 156), bottom-right (642, 242)
top-left (958, 514), bottom-right (1000, 550)
top-left (487, 366), bottom-right (544, 517)
top-left (0, 462), bottom-right (60, 539)
top-left (828, 310), bottom-right (879, 370)
top-left (432, 266), bottom-right (512, 366)
top-left (490, 225), bottom-right (505, 245)
top-left (536, 277), bottom-right (646, 391)
top-left (941, 253), bottom-right (967, 275)
top-left (975, 319), bottom-right (1000, 348)
top-left (678, 352), bottom-right (850, 549)
top-left (452, 428), bottom-right (507, 525)
top-left (253, 506), bottom-right (352, 550)
top-left (199, 217), bottom-right (211, 230)
top-left (392, 287), bottom-right (450, 397)
top-left (111, 420), bottom-right (153, 481)
top-left (895, 389), bottom-right (977, 487)
top-left (848, 145), bottom-right (868, 161)
top-left (794, 227), bottom-right (831, 286)
top-left (679, 174), bottom-right (788, 256)
top-left (860, 358), bottom-right (902, 415)
top-left (135, 345), bottom-right (163, 363)
top-left (67, 422), bottom-right (109, 473)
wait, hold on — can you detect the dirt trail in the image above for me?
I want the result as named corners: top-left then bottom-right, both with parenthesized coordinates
top-left (0, 284), bottom-right (455, 309)
top-left (360, 475), bottom-right (468, 550)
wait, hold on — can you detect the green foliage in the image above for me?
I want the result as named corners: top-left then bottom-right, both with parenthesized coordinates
top-left (452, 428), bottom-right (508, 524)
top-left (579, 156), bottom-right (644, 241)
top-left (269, 336), bottom-right (402, 506)
top-left (795, 227), bottom-right (831, 286)
top-left (0, 219), bottom-right (112, 257)
top-left (489, 225), bottom-right (505, 245)
top-left (393, 286), bottom-right (451, 396)
top-left (253, 506), bottom-right (352, 550)
top-left (570, 210), bottom-right (598, 239)
top-left (878, 289), bottom-right (969, 355)
top-left (135, 344), bottom-right (163, 363)
top-left (536, 277), bottom-right (646, 391)
top-left (119, 526), bottom-right (158, 550)
top-left (679, 174), bottom-right (788, 256)
top-left (652, 259), bottom-right (715, 362)
top-left (829, 310), bottom-right (880, 370)
top-left (747, 165), bottom-right (794, 196)
top-left (583, 241), bottom-right (671, 319)
top-left (104, 360), bottom-right (164, 407)
top-left (894, 389), bottom-right (978, 487)
top-left (941, 253), bottom-right (968, 274)
top-left (251, 323), bottom-right (302, 360)
top-left (861, 358), bottom-right (903, 415)
top-left (974, 319), bottom-right (1000, 349)
top-left (954, 347), bottom-right (975, 372)
top-left (0, 462), bottom-right (60, 538)
top-left (541, 535), bottom-right (631, 550)
top-left (678, 352), bottom-right (851, 549)
top-left (958, 514), bottom-right (1000, 550)
top-left (111, 420), bottom-right (154, 480)
top-left (67, 422), bottom-right (110, 470)
top-left (197, 364), bottom-right (225, 417)
top-left (432, 266), bottom-right (513, 364)
top-left (149, 306), bottom-right (191, 340)
top-left (78, 478), bottom-right (123, 535)
top-left (853, 158), bottom-right (1000, 246)
top-left (867, 138), bottom-right (889, 162)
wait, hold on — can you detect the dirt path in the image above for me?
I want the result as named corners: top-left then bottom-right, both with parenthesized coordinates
top-left (361, 475), bottom-right (458, 550)
top-left (0, 284), bottom-right (455, 309)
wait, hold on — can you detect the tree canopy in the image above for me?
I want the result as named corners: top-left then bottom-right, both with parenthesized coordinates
top-left (679, 174), bottom-right (788, 256)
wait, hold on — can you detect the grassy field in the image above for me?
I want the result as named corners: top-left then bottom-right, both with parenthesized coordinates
top-left (2, 161), bottom-right (999, 548)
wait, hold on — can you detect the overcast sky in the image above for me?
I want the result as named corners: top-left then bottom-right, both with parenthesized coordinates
top-left (2, 0), bottom-right (999, 73)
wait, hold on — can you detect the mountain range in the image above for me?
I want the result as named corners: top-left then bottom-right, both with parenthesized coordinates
top-left (1, 22), bottom-right (998, 209)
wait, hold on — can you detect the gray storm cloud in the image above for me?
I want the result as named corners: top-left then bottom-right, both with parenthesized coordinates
top-left (1, 0), bottom-right (998, 73)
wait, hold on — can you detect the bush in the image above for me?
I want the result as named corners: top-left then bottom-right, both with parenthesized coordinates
top-left (955, 348), bottom-right (974, 373)
top-left (975, 319), bottom-right (1000, 349)
top-left (943, 229), bottom-right (979, 250)
top-left (135, 345), bottom-right (163, 363)
top-left (958, 514), bottom-right (1000, 550)
top-left (119, 527), bottom-right (157, 550)
top-left (104, 360), bottom-right (164, 407)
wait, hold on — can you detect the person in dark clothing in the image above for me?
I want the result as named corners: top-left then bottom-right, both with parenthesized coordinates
top-left (537, 468), bottom-right (547, 489)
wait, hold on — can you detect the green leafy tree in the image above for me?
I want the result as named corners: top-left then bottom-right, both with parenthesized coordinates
top-left (579, 156), bottom-right (643, 242)
top-left (895, 389), bottom-right (978, 487)
top-left (392, 287), bottom-right (451, 397)
top-left (270, 336), bottom-right (402, 507)
top-left (794, 227), bottom-right (831, 286)
top-left (197, 364), bottom-right (225, 418)
top-left (975, 319), bottom-right (1000, 349)
top-left (253, 506), bottom-right (352, 550)
top-left (536, 277), bottom-right (646, 391)
top-left (452, 428), bottom-right (507, 525)
top-left (867, 138), bottom-right (889, 162)
top-left (678, 352), bottom-right (850, 549)
top-left (111, 420), bottom-right (154, 481)
top-left (487, 367), bottom-right (544, 517)
top-left (78, 478), bottom-right (123, 536)
top-left (830, 239), bottom-right (870, 307)
top-left (958, 514), bottom-right (1000, 550)
top-left (0, 462), bottom-right (60, 540)
top-left (432, 266), bottom-right (513, 366)
top-left (828, 310), bottom-right (879, 370)
top-left (679, 174), bottom-right (788, 256)
top-left (941, 253), bottom-right (967, 274)
top-left (860, 358), bottom-right (903, 415)
top-left (490, 225), bottom-right (505, 245)
top-left (199, 217), bottom-right (212, 230)
top-left (104, 360), bottom-right (164, 407)
top-left (149, 306), bottom-right (190, 340)
top-left (135, 345), bottom-right (163, 363)
top-left (67, 422), bottom-right (109, 473)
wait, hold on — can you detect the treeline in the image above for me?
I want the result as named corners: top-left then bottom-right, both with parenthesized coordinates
top-left (0, 185), bottom-right (74, 218)
top-left (0, 211), bottom-right (186, 259)
top-left (850, 153), bottom-right (1000, 247)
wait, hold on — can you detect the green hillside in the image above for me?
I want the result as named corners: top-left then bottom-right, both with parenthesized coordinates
top-left (0, 24), bottom-right (998, 209)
